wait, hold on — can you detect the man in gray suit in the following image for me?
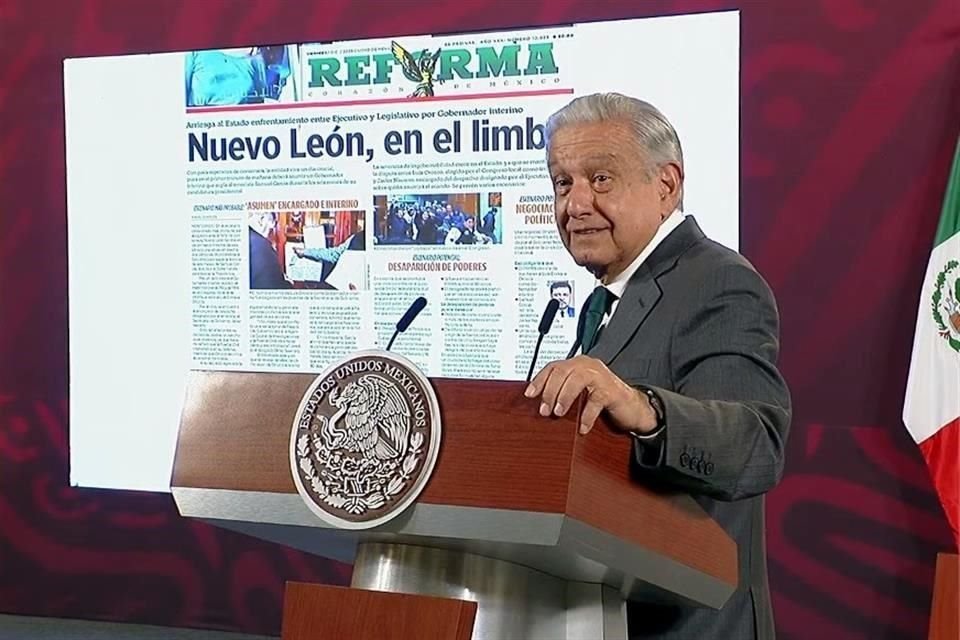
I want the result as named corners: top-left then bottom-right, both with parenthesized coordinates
top-left (525, 92), bottom-right (791, 639)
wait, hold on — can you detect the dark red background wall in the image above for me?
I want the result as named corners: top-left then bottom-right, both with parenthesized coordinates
top-left (0, 1), bottom-right (958, 638)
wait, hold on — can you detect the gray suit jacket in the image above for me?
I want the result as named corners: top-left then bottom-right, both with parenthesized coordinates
top-left (582, 216), bottom-right (791, 640)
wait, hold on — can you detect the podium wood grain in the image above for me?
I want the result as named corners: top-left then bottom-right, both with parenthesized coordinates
top-left (173, 371), bottom-right (737, 589)
top-left (173, 374), bottom-right (572, 511)
top-left (281, 582), bottom-right (476, 640)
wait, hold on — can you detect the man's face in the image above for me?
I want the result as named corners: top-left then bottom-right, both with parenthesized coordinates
top-left (552, 286), bottom-right (571, 309)
top-left (548, 120), bottom-right (670, 280)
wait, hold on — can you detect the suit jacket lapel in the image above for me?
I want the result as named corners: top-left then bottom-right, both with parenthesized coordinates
top-left (586, 216), bottom-right (706, 365)
top-left (588, 266), bottom-right (660, 364)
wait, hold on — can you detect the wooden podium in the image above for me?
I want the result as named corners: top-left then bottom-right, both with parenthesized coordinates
top-left (928, 552), bottom-right (958, 640)
top-left (171, 370), bottom-right (737, 640)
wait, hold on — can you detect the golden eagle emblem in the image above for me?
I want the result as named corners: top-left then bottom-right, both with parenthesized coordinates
top-left (391, 41), bottom-right (442, 98)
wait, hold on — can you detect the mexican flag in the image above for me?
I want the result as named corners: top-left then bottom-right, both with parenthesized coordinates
top-left (903, 136), bottom-right (960, 547)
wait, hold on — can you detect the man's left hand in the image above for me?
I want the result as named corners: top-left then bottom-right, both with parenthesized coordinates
top-left (524, 356), bottom-right (658, 436)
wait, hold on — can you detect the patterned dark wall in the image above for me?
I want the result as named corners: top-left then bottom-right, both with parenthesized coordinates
top-left (0, 1), bottom-right (957, 638)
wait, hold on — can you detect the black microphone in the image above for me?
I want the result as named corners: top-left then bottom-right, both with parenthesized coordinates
top-left (386, 296), bottom-right (427, 351)
top-left (526, 298), bottom-right (560, 383)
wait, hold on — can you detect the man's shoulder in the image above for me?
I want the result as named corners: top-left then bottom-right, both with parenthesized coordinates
top-left (683, 234), bottom-right (752, 270)
top-left (668, 237), bottom-right (777, 314)
top-left (676, 235), bottom-right (775, 298)
top-left (248, 228), bottom-right (269, 251)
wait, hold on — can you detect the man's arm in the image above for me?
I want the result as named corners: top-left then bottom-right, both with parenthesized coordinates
top-left (632, 261), bottom-right (791, 501)
top-left (298, 237), bottom-right (351, 263)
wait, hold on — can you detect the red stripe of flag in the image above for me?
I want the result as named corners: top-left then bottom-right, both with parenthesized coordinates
top-left (919, 416), bottom-right (960, 549)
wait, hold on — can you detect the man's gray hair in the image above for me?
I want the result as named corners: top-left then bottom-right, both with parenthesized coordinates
top-left (544, 93), bottom-right (685, 206)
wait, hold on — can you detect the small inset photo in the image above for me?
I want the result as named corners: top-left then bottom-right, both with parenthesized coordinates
top-left (373, 192), bottom-right (502, 246)
top-left (185, 45), bottom-right (300, 107)
top-left (248, 207), bottom-right (366, 291)
top-left (549, 280), bottom-right (576, 318)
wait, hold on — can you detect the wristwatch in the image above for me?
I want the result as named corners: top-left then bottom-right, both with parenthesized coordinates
top-left (632, 386), bottom-right (666, 440)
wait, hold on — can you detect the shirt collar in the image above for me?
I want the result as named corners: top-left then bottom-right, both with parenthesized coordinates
top-left (602, 208), bottom-right (685, 300)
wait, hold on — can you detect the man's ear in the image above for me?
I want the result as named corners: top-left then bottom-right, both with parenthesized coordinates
top-left (657, 162), bottom-right (683, 214)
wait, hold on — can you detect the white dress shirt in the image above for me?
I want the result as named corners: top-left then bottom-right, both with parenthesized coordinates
top-left (599, 208), bottom-right (685, 326)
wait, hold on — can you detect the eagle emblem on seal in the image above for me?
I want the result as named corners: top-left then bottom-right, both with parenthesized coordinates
top-left (291, 351), bottom-right (441, 529)
top-left (325, 374), bottom-right (411, 461)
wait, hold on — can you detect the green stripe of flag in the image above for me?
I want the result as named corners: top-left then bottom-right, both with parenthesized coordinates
top-left (934, 135), bottom-right (960, 247)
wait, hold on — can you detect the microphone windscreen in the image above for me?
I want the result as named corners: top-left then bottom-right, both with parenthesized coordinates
top-left (397, 296), bottom-right (428, 332)
top-left (538, 298), bottom-right (561, 334)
